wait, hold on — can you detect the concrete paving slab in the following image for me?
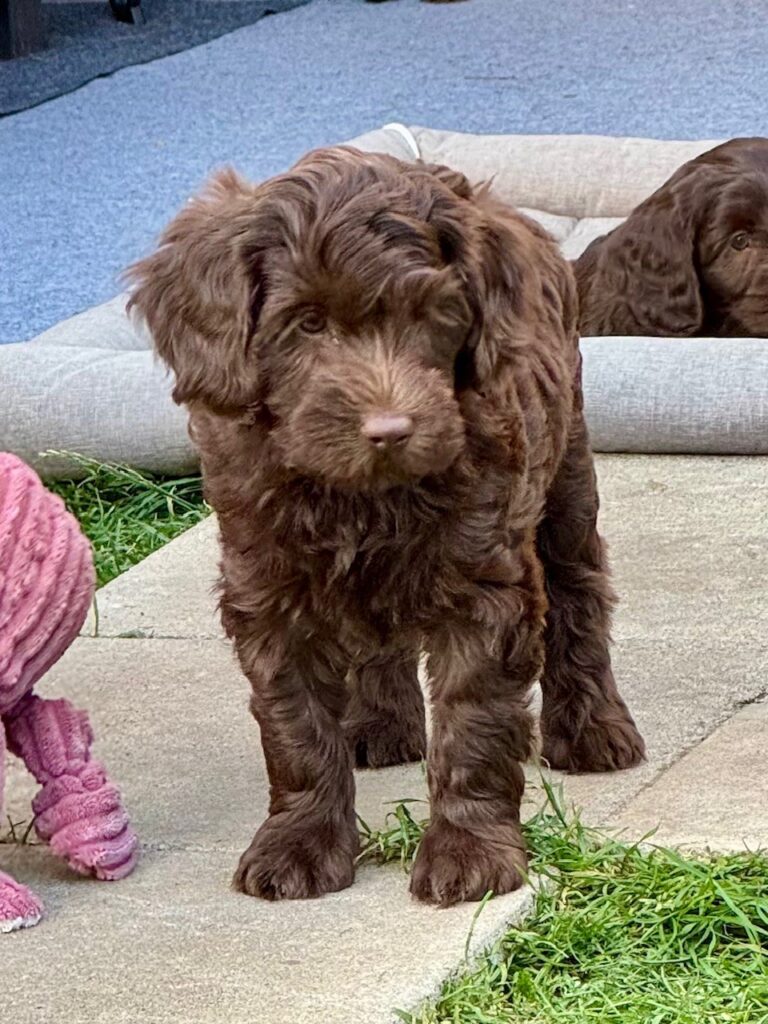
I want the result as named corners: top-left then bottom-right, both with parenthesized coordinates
top-left (614, 698), bottom-right (768, 852)
top-left (84, 514), bottom-right (222, 639)
top-left (597, 456), bottom-right (768, 645)
top-left (2, 844), bottom-right (533, 1024)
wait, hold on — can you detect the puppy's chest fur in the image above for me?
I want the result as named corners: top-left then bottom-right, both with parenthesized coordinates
top-left (217, 459), bottom-right (532, 656)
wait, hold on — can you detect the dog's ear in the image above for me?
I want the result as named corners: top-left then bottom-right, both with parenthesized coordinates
top-left (127, 168), bottom-right (266, 410)
top-left (575, 165), bottom-right (714, 337)
top-left (459, 211), bottom-right (580, 391)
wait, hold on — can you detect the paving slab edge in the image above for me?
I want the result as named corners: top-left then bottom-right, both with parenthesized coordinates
top-left (393, 884), bottom-right (539, 1023)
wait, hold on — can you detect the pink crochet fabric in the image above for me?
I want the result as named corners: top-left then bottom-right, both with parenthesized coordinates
top-left (0, 454), bottom-right (138, 933)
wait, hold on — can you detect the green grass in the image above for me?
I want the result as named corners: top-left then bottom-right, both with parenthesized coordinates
top-left (46, 453), bottom-right (209, 587)
top-left (358, 784), bottom-right (768, 1024)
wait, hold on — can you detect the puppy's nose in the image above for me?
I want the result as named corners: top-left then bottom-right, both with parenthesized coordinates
top-left (362, 413), bottom-right (414, 449)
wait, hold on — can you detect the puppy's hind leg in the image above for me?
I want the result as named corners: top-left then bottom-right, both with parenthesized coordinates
top-left (343, 652), bottom-right (427, 769)
top-left (537, 411), bottom-right (645, 773)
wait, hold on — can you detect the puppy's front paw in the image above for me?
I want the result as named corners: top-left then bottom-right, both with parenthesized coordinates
top-left (542, 695), bottom-right (646, 773)
top-left (409, 820), bottom-right (527, 907)
top-left (233, 815), bottom-right (357, 901)
top-left (344, 715), bottom-right (427, 769)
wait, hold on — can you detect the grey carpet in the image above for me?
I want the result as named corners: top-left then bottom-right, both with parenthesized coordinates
top-left (2, 0), bottom-right (768, 344)
top-left (0, 0), bottom-right (309, 115)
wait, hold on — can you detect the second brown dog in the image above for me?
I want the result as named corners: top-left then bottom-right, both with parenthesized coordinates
top-left (576, 137), bottom-right (768, 338)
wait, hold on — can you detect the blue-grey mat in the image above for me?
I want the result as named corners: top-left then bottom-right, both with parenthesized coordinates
top-left (2, 0), bottom-right (767, 344)
top-left (0, 0), bottom-right (309, 116)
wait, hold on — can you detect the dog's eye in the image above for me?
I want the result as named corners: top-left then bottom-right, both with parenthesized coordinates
top-left (731, 231), bottom-right (750, 251)
top-left (299, 310), bottom-right (327, 334)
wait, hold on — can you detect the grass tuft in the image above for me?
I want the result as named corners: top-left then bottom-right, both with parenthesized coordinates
top-left (0, 816), bottom-right (38, 846)
top-left (358, 783), bottom-right (768, 1024)
top-left (357, 799), bottom-right (428, 870)
top-left (45, 453), bottom-right (209, 587)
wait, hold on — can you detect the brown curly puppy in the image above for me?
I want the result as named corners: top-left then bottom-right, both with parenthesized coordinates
top-left (576, 137), bottom-right (768, 338)
top-left (128, 148), bottom-right (644, 907)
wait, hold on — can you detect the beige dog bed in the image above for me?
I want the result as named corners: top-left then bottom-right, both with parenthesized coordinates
top-left (2, 124), bottom-right (767, 477)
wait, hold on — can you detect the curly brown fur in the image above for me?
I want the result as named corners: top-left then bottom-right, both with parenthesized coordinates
top-left (575, 137), bottom-right (768, 337)
top-left (128, 147), bottom-right (644, 907)
top-left (343, 653), bottom-right (427, 768)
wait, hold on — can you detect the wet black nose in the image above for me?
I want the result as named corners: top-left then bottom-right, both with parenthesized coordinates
top-left (361, 413), bottom-right (414, 449)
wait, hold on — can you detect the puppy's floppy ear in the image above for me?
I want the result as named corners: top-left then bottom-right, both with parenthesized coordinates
top-left (458, 207), bottom-right (578, 390)
top-left (127, 168), bottom-right (266, 410)
top-left (575, 165), bottom-right (712, 337)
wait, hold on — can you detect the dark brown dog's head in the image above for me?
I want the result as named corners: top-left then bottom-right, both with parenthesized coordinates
top-left (128, 148), bottom-right (532, 490)
top-left (576, 137), bottom-right (768, 337)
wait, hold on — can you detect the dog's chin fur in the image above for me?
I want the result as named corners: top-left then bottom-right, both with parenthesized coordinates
top-left (281, 455), bottom-right (462, 495)
top-left (128, 146), bottom-right (645, 908)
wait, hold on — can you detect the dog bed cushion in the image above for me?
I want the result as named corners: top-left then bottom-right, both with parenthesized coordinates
top-left (0, 296), bottom-right (194, 478)
top-left (582, 337), bottom-right (768, 454)
top-left (2, 124), bottom-right (767, 476)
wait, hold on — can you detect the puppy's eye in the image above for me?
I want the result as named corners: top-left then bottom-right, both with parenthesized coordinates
top-left (299, 310), bottom-right (327, 334)
top-left (731, 231), bottom-right (750, 251)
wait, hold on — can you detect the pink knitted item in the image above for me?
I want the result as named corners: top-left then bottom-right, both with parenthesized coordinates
top-left (0, 726), bottom-right (43, 933)
top-left (0, 870), bottom-right (43, 934)
top-left (0, 453), bottom-right (94, 714)
top-left (0, 454), bottom-right (138, 932)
